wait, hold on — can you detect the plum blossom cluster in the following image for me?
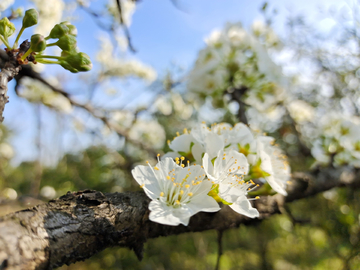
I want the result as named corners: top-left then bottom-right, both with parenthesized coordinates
top-left (311, 113), bottom-right (360, 167)
top-left (187, 22), bottom-right (287, 111)
top-left (132, 122), bottom-right (291, 226)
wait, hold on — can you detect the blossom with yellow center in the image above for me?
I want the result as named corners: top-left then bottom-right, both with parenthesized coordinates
top-left (132, 157), bottom-right (220, 226)
top-left (203, 149), bottom-right (259, 218)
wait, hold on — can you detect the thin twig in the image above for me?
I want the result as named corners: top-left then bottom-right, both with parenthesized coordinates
top-left (116, 0), bottom-right (136, 52)
top-left (228, 86), bottom-right (249, 125)
top-left (215, 230), bottom-right (223, 270)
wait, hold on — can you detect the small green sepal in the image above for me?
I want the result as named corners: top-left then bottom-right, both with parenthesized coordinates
top-left (61, 21), bottom-right (77, 36)
top-left (48, 23), bottom-right (69, 39)
top-left (56, 34), bottom-right (77, 51)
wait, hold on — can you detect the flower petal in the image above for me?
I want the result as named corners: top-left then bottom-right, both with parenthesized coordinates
top-left (169, 134), bottom-right (195, 152)
top-left (204, 132), bottom-right (224, 159)
top-left (149, 200), bottom-right (191, 226)
top-left (202, 153), bottom-right (217, 182)
top-left (131, 165), bottom-right (161, 200)
top-left (187, 195), bottom-right (220, 214)
top-left (229, 195), bottom-right (259, 218)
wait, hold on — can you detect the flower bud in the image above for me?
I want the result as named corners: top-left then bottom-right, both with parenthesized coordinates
top-left (0, 17), bottom-right (15, 38)
top-left (22, 9), bottom-right (38, 28)
top-left (30, 34), bottom-right (46, 52)
top-left (48, 23), bottom-right (69, 39)
top-left (61, 21), bottom-right (77, 36)
top-left (56, 34), bottom-right (77, 51)
top-left (64, 52), bottom-right (92, 72)
top-left (59, 61), bottom-right (79, 73)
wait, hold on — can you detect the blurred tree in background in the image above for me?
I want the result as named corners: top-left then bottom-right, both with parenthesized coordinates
top-left (0, 0), bottom-right (360, 269)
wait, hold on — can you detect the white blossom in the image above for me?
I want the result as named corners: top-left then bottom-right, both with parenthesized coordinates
top-left (203, 149), bottom-right (259, 218)
top-left (128, 119), bottom-right (166, 149)
top-left (0, 143), bottom-right (14, 159)
top-left (132, 157), bottom-right (220, 226)
top-left (311, 113), bottom-right (360, 167)
top-left (287, 100), bottom-right (315, 123)
top-left (154, 95), bottom-right (172, 116)
top-left (256, 136), bottom-right (290, 196)
top-left (0, 0), bottom-right (14, 13)
top-left (188, 22), bottom-right (287, 112)
top-left (97, 37), bottom-right (157, 82)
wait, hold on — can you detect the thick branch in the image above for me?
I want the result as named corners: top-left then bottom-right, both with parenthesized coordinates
top-left (0, 42), bottom-right (30, 122)
top-left (0, 167), bottom-right (359, 270)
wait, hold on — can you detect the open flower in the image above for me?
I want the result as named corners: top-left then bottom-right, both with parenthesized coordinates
top-left (256, 136), bottom-right (290, 196)
top-left (166, 122), bottom-right (256, 164)
top-left (132, 156), bottom-right (220, 226)
top-left (203, 149), bottom-right (259, 218)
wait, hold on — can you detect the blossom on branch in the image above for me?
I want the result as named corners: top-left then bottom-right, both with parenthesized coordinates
top-left (167, 122), bottom-right (291, 196)
top-left (254, 136), bottom-right (290, 196)
top-left (131, 156), bottom-right (220, 226)
top-left (203, 149), bottom-right (259, 218)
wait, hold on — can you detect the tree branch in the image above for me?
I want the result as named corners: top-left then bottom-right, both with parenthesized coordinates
top-left (0, 166), bottom-right (359, 269)
top-left (0, 41), bottom-right (31, 122)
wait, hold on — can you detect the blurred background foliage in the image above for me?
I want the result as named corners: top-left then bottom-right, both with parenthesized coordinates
top-left (0, 0), bottom-right (360, 269)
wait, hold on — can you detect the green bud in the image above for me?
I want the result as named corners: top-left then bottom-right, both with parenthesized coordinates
top-left (60, 61), bottom-right (79, 73)
top-left (56, 34), bottom-right (77, 51)
top-left (22, 9), bottom-right (38, 28)
top-left (49, 23), bottom-right (69, 39)
top-left (64, 52), bottom-right (92, 72)
top-left (0, 17), bottom-right (15, 38)
top-left (30, 34), bottom-right (46, 52)
top-left (61, 21), bottom-right (77, 36)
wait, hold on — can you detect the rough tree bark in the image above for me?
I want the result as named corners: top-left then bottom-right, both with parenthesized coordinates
top-left (0, 167), bottom-right (359, 270)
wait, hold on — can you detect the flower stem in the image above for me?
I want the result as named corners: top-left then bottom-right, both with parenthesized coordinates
top-left (46, 42), bottom-right (57, 47)
top-left (13, 27), bottom-right (25, 49)
top-left (0, 35), bottom-right (11, 50)
top-left (35, 55), bottom-right (62, 60)
top-left (21, 48), bottom-right (33, 60)
top-left (35, 59), bottom-right (59, 64)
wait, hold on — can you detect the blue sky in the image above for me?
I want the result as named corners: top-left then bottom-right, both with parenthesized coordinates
top-left (2, 0), bottom-right (346, 164)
